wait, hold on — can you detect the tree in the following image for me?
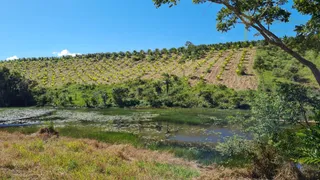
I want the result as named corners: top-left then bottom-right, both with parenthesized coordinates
top-left (147, 49), bottom-right (153, 56)
top-left (185, 41), bottom-right (194, 47)
top-left (139, 50), bottom-right (146, 59)
top-left (153, 81), bottom-right (163, 95)
top-left (0, 67), bottom-right (36, 107)
top-left (100, 91), bottom-right (109, 107)
top-left (111, 52), bottom-right (118, 60)
top-left (118, 51), bottom-right (125, 58)
top-left (162, 73), bottom-right (172, 94)
top-left (152, 0), bottom-right (320, 86)
top-left (169, 47), bottom-right (178, 54)
top-left (112, 87), bottom-right (129, 107)
top-left (125, 51), bottom-right (132, 58)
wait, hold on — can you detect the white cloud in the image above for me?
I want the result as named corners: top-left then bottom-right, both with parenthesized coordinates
top-left (6, 55), bottom-right (19, 61)
top-left (53, 49), bottom-right (80, 57)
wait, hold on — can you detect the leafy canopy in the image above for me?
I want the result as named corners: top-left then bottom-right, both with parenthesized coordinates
top-left (153, 0), bottom-right (318, 42)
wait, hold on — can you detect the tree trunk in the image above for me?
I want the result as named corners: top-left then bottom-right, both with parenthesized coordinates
top-left (251, 21), bottom-right (320, 87)
top-left (277, 42), bottom-right (320, 86)
top-left (166, 82), bottom-right (169, 94)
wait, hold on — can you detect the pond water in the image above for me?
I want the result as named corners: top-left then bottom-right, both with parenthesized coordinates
top-left (0, 107), bottom-right (249, 144)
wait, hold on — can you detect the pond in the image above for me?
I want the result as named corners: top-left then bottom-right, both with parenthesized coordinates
top-left (0, 107), bottom-right (249, 145)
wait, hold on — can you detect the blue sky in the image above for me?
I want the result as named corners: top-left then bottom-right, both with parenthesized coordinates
top-left (0, 0), bottom-right (309, 60)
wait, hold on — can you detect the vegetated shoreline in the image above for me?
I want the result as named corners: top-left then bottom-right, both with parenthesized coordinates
top-left (33, 78), bottom-right (254, 110)
top-left (0, 131), bottom-right (251, 180)
top-left (1, 117), bottom-right (318, 179)
top-left (0, 106), bottom-right (249, 126)
top-left (1, 110), bottom-right (254, 168)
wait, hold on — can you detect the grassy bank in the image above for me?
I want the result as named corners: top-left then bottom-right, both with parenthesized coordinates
top-left (0, 125), bottom-right (249, 166)
top-left (0, 131), bottom-right (201, 179)
top-left (2, 126), bottom-right (143, 147)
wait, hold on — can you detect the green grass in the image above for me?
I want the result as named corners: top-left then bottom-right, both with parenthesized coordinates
top-left (150, 108), bottom-right (247, 125)
top-left (149, 145), bottom-right (222, 165)
top-left (259, 71), bottom-right (291, 89)
top-left (1, 126), bottom-right (143, 147)
top-left (148, 143), bottom-right (251, 166)
top-left (99, 108), bottom-right (247, 125)
top-left (57, 126), bottom-right (143, 147)
top-left (1, 126), bottom-right (39, 134)
top-left (152, 112), bottom-right (212, 125)
top-left (255, 47), bottom-right (320, 89)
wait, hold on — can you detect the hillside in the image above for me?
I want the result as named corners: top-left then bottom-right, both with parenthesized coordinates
top-left (1, 41), bottom-right (318, 109)
top-left (0, 42), bottom-right (258, 90)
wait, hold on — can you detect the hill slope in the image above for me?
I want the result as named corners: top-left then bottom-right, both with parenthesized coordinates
top-left (0, 47), bottom-right (258, 90)
top-left (1, 40), bottom-right (318, 93)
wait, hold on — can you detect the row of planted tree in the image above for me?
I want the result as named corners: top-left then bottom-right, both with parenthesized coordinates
top-left (0, 40), bottom-right (262, 62)
top-left (0, 47), bottom-right (252, 87)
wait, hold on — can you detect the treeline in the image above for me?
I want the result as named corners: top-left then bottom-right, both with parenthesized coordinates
top-left (1, 36), bottom-right (311, 64)
top-left (1, 37), bottom-right (309, 63)
top-left (0, 40), bottom-right (264, 62)
top-left (35, 75), bottom-right (253, 109)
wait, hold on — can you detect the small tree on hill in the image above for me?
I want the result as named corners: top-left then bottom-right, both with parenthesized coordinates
top-left (162, 73), bottom-right (172, 94)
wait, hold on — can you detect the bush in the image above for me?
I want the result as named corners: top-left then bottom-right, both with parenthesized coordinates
top-left (216, 135), bottom-right (252, 157)
top-left (112, 87), bottom-right (129, 107)
top-left (32, 77), bottom-right (252, 109)
top-left (148, 98), bottom-right (163, 108)
top-left (216, 83), bottom-right (320, 178)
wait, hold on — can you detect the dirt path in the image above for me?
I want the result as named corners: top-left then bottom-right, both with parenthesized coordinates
top-left (205, 48), bottom-right (258, 90)
top-left (205, 50), bottom-right (230, 84)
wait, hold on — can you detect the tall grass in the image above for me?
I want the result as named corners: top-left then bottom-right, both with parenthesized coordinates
top-left (58, 126), bottom-right (142, 147)
top-left (1, 126), bottom-right (142, 147)
top-left (0, 131), bottom-right (200, 179)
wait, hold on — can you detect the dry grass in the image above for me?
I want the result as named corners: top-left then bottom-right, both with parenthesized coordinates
top-left (199, 166), bottom-right (252, 180)
top-left (0, 131), bottom-right (199, 179)
top-left (0, 131), bottom-right (258, 180)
